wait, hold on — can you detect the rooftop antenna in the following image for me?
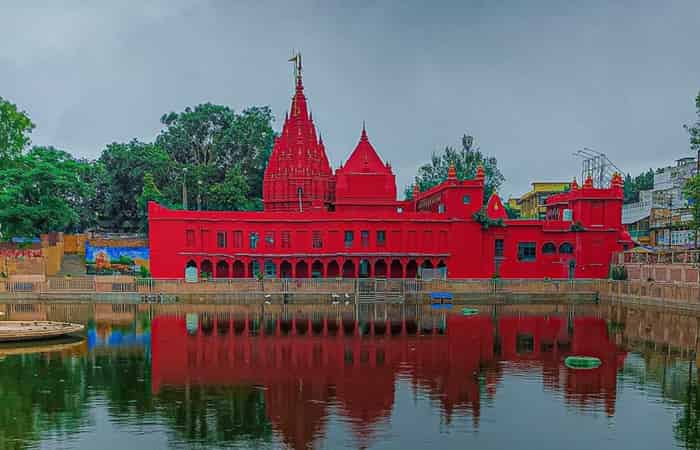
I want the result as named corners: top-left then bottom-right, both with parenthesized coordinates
top-left (573, 147), bottom-right (623, 188)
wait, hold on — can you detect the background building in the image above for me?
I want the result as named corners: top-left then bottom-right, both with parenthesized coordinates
top-left (516, 182), bottom-right (571, 219)
top-left (622, 157), bottom-right (698, 247)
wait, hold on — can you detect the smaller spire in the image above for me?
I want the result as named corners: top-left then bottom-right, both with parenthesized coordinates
top-left (318, 131), bottom-right (323, 145)
top-left (447, 163), bottom-right (457, 180)
top-left (361, 121), bottom-right (368, 141)
top-left (584, 175), bottom-right (594, 188)
top-left (571, 177), bottom-right (579, 190)
top-left (475, 165), bottom-right (485, 181)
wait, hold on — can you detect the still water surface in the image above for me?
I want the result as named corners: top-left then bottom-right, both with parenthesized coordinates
top-left (1, 302), bottom-right (699, 449)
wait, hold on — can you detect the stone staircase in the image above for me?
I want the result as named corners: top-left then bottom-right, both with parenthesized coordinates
top-left (57, 254), bottom-right (87, 277)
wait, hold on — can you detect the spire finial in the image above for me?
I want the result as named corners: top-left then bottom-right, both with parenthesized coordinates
top-left (361, 121), bottom-right (368, 141)
top-left (288, 51), bottom-right (302, 88)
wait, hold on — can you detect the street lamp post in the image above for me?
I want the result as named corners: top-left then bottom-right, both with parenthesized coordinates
top-left (182, 168), bottom-right (188, 210)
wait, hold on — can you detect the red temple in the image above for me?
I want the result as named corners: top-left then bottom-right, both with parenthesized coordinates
top-left (149, 57), bottom-right (632, 279)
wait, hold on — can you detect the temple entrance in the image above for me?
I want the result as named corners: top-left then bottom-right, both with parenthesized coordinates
top-left (312, 260), bottom-right (324, 278)
top-left (280, 261), bottom-right (292, 278)
top-left (232, 261), bottom-right (245, 278)
top-left (390, 260), bottom-right (403, 278)
top-left (295, 261), bottom-right (309, 278)
top-left (342, 260), bottom-right (356, 278)
top-left (327, 260), bottom-right (340, 278)
top-left (405, 260), bottom-right (418, 278)
top-left (374, 259), bottom-right (387, 278)
top-left (215, 260), bottom-right (229, 278)
top-left (201, 260), bottom-right (213, 278)
top-left (359, 259), bottom-right (371, 278)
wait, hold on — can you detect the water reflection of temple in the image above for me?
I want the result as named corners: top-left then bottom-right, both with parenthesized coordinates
top-left (152, 313), bottom-right (627, 449)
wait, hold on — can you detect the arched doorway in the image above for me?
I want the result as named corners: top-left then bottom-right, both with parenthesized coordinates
top-left (437, 260), bottom-right (447, 278)
top-left (342, 260), bottom-right (356, 278)
top-left (232, 260), bottom-right (245, 278)
top-left (359, 259), bottom-right (371, 278)
top-left (374, 259), bottom-right (387, 278)
top-left (312, 260), bottom-right (324, 278)
top-left (215, 260), bottom-right (229, 278)
top-left (248, 260), bottom-right (261, 278)
top-left (280, 261), bottom-right (292, 278)
top-left (185, 260), bottom-right (198, 280)
top-left (421, 260), bottom-right (434, 269)
top-left (405, 260), bottom-right (418, 278)
top-left (295, 260), bottom-right (309, 278)
top-left (264, 259), bottom-right (276, 278)
top-left (327, 260), bottom-right (340, 278)
top-left (201, 260), bottom-right (213, 278)
top-left (390, 260), bottom-right (403, 278)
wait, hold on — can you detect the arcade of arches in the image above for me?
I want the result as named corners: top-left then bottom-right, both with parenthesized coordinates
top-left (184, 257), bottom-right (447, 279)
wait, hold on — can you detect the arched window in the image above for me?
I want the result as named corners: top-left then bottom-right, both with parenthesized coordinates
top-left (559, 242), bottom-right (574, 254)
top-left (542, 242), bottom-right (557, 254)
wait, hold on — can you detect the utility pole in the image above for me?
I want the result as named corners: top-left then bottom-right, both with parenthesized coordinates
top-left (182, 168), bottom-right (188, 210)
top-left (668, 191), bottom-right (674, 249)
top-left (197, 179), bottom-right (203, 211)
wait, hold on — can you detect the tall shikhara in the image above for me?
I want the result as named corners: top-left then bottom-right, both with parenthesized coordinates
top-left (263, 54), bottom-right (333, 212)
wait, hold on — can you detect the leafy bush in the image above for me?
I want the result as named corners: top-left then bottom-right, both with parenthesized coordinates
top-left (610, 265), bottom-right (628, 280)
top-left (473, 207), bottom-right (506, 230)
top-left (570, 221), bottom-right (585, 232)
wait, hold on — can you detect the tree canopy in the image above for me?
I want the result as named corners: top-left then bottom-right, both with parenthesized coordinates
top-left (685, 91), bottom-right (700, 154)
top-left (405, 134), bottom-right (504, 202)
top-left (156, 104), bottom-right (274, 203)
top-left (0, 146), bottom-right (91, 236)
top-left (0, 96), bottom-right (34, 162)
top-left (623, 169), bottom-right (655, 204)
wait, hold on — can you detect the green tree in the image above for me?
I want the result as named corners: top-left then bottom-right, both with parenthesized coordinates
top-left (156, 104), bottom-right (274, 208)
top-left (623, 169), bottom-right (655, 204)
top-left (685, 91), bottom-right (700, 154)
top-left (683, 92), bottom-right (700, 248)
top-left (0, 96), bottom-right (35, 162)
top-left (207, 165), bottom-right (257, 211)
top-left (404, 134), bottom-right (505, 202)
top-left (136, 172), bottom-right (169, 232)
top-left (98, 140), bottom-right (175, 232)
top-left (0, 146), bottom-right (91, 237)
top-left (684, 174), bottom-right (700, 248)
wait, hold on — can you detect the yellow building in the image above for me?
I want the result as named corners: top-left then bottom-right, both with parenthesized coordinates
top-left (507, 197), bottom-right (521, 214)
top-left (518, 182), bottom-right (571, 219)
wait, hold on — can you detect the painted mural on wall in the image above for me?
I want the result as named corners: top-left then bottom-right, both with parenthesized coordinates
top-left (85, 242), bottom-right (150, 276)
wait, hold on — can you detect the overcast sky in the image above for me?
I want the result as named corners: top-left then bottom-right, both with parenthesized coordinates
top-left (2, 1), bottom-right (699, 197)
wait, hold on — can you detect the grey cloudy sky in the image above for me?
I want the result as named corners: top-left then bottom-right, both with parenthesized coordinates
top-left (2, 1), bottom-right (699, 198)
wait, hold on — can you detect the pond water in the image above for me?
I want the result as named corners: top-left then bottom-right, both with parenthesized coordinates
top-left (1, 302), bottom-right (699, 449)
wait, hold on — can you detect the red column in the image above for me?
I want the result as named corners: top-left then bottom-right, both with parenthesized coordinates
top-left (323, 317), bottom-right (328, 337)
top-left (385, 319), bottom-right (391, 337)
top-left (292, 317), bottom-right (297, 336)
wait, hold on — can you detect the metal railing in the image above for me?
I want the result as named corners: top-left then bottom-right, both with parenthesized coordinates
top-left (0, 276), bottom-right (604, 297)
top-left (617, 249), bottom-right (700, 265)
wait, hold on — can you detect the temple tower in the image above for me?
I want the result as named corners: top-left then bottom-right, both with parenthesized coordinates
top-left (263, 53), bottom-right (333, 212)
